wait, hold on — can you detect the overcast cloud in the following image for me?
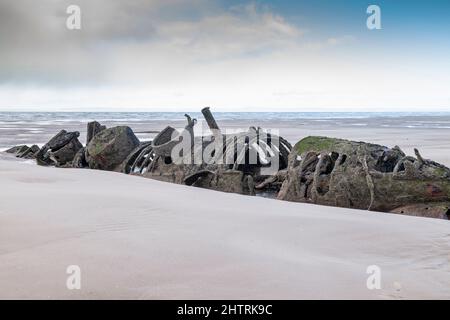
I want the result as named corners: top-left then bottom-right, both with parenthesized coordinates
top-left (0, 0), bottom-right (449, 111)
top-left (0, 0), bottom-right (304, 85)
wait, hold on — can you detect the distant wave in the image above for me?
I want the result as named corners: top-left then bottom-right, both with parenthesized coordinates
top-left (1, 111), bottom-right (450, 122)
top-left (1, 111), bottom-right (450, 149)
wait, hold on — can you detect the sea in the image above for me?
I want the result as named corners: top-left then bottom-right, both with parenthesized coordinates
top-left (1, 111), bottom-right (450, 150)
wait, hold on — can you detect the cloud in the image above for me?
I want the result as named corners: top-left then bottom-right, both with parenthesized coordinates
top-left (2, 1), bottom-right (446, 111)
top-left (156, 2), bottom-right (304, 59)
top-left (0, 0), bottom-right (305, 85)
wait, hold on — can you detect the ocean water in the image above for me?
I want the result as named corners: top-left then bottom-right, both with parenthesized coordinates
top-left (1, 111), bottom-right (450, 149)
top-left (2, 111), bottom-right (450, 122)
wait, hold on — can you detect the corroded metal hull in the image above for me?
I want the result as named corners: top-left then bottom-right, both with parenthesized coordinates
top-left (278, 136), bottom-right (450, 219)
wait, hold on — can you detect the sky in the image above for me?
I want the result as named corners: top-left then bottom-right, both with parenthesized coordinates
top-left (0, 0), bottom-right (449, 112)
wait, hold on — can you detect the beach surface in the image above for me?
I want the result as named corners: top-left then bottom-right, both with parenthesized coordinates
top-left (0, 155), bottom-right (449, 299)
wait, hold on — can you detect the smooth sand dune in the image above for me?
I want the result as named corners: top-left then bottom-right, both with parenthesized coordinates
top-left (0, 156), bottom-right (449, 299)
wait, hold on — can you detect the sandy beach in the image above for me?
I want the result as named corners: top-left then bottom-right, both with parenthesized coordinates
top-left (1, 0), bottom-right (450, 304)
top-left (0, 150), bottom-right (449, 299)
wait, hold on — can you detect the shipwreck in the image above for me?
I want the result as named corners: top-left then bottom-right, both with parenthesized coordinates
top-left (276, 136), bottom-right (450, 219)
top-left (4, 108), bottom-right (450, 220)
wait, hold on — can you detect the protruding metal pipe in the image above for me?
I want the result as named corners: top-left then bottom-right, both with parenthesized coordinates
top-left (201, 107), bottom-right (220, 132)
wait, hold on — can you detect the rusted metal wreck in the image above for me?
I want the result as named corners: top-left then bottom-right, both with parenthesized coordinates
top-left (276, 136), bottom-right (450, 219)
top-left (4, 108), bottom-right (450, 220)
top-left (121, 107), bottom-right (292, 195)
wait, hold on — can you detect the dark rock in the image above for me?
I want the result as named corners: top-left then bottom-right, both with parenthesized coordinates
top-left (86, 126), bottom-right (140, 171)
top-left (36, 130), bottom-right (83, 166)
top-left (47, 130), bottom-right (80, 150)
top-left (5, 145), bottom-right (28, 154)
top-left (49, 138), bottom-right (83, 166)
top-left (35, 147), bottom-right (53, 166)
top-left (72, 147), bottom-right (88, 168)
top-left (4, 145), bottom-right (40, 159)
top-left (18, 145), bottom-right (40, 159)
top-left (86, 121), bottom-right (106, 145)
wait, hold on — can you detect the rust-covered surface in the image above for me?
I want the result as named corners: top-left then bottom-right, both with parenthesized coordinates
top-left (277, 136), bottom-right (450, 219)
